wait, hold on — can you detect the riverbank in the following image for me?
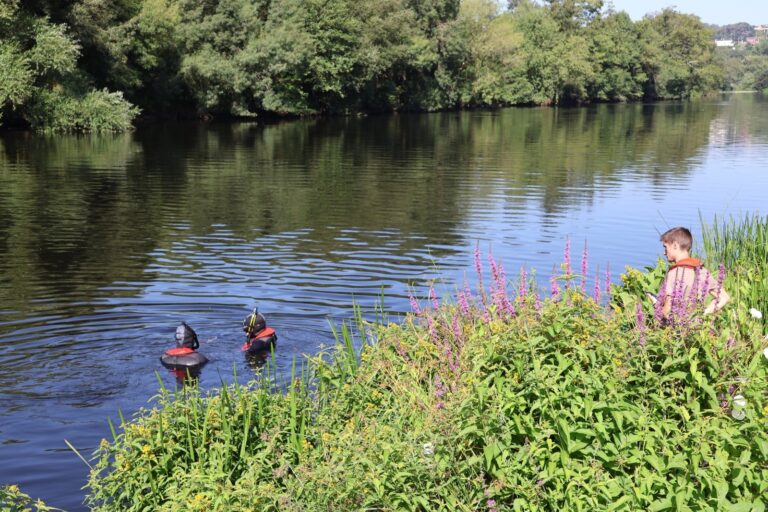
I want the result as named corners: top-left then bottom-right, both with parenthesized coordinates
top-left (79, 235), bottom-right (768, 510)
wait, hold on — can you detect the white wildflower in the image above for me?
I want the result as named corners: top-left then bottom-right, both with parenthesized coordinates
top-left (731, 395), bottom-right (747, 420)
top-left (764, 347), bottom-right (768, 359)
top-left (749, 308), bottom-right (763, 319)
top-left (422, 442), bottom-right (434, 456)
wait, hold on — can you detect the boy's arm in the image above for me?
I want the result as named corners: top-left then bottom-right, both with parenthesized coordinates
top-left (661, 295), bottom-right (672, 318)
top-left (704, 286), bottom-right (730, 315)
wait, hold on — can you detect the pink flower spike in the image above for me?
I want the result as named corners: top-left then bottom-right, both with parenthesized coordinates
top-left (457, 290), bottom-right (470, 317)
top-left (519, 265), bottom-right (527, 302)
top-left (593, 265), bottom-right (601, 303)
top-left (409, 291), bottom-right (422, 316)
top-left (581, 240), bottom-right (588, 291)
top-left (429, 285), bottom-right (439, 310)
top-left (550, 265), bottom-right (560, 301)
top-left (715, 263), bottom-right (726, 304)
top-left (474, 243), bottom-right (483, 287)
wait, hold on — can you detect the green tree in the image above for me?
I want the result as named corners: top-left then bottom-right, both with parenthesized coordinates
top-left (544, 0), bottom-right (603, 32)
top-left (641, 9), bottom-right (723, 99)
top-left (714, 22), bottom-right (754, 42)
top-left (0, 0), bottom-right (137, 130)
top-left (514, 3), bottom-right (593, 105)
top-left (68, 0), bottom-right (185, 112)
top-left (586, 11), bottom-right (646, 101)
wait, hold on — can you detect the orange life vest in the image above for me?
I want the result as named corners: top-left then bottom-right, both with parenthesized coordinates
top-left (241, 327), bottom-right (276, 352)
top-left (164, 347), bottom-right (196, 356)
top-left (669, 257), bottom-right (703, 271)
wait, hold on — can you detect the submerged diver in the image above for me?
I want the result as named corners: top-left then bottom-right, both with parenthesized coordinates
top-left (160, 322), bottom-right (209, 370)
top-left (241, 309), bottom-right (277, 355)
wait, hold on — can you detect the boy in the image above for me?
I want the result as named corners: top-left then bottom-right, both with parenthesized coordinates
top-left (652, 227), bottom-right (730, 319)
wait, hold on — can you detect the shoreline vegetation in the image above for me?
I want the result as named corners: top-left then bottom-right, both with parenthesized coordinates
top-left (5, 214), bottom-right (765, 510)
top-left (0, 0), bottom-right (747, 132)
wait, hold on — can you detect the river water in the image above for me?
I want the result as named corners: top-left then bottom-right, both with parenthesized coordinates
top-left (1, 94), bottom-right (767, 510)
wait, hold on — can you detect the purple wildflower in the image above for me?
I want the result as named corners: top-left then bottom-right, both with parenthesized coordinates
top-left (604, 263), bottom-right (611, 302)
top-left (426, 316), bottom-right (439, 344)
top-left (409, 291), bottom-right (422, 316)
top-left (487, 499), bottom-right (498, 512)
top-left (443, 337), bottom-right (453, 363)
top-left (429, 284), bottom-right (439, 310)
top-left (475, 243), bottom-right (483, 288)
top-left (671, 275), bottom-right (686, 325)
top-left (496, 261), bottom-right (510, 307)
top-left (714, 263), bottom-right (726, 305)
top-left (726, 337), bottom-right (736, 350)
top-left (564, 237), bottom-right (572, 285)
top-left (434, 374), bottom-right (446, 398)
top-left (593, 265), bottom-right (601, 303)
top-left (452, 315), bottom-right (463, 344)
top-left (581, 240), bottom-right (588, 291)
top-left (519, 265), bottom-right (528, 302)
top-left (457, 290), bottom-right (470, 317)
top-left (534, 288), bottom-right (543, 312)
top-left (502, 295), bottom-right (516, 318)
top-left (488, 253), bottom-right (500, 292)
top-left (435, 401), bottom-right (445, 410)
top-left (700, 272), bottom-right (710, 302)
top-left (550, 265), bottom-right (561, 301)
top-left (449, 355), bottom-right (460, 373)
top-left (690, 267), bottom-right (701, 303)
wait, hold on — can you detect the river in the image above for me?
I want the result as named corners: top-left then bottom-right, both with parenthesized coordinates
top-left (1, 93), bottom-right (767, 510)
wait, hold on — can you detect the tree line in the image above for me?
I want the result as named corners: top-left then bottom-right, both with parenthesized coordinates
top-left (0, 0), bottom-right (726, 131)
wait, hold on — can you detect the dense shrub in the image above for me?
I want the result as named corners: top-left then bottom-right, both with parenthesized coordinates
top-left (26, 89), bottom-right (139, 132)
top-left (0, 2), bottom-right (139, 132)
top-left (0, 484), bottom-right (59, 511)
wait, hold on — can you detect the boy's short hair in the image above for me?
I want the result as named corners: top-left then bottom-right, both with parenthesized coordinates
top-left (660, 226), bottom-right (693, 251)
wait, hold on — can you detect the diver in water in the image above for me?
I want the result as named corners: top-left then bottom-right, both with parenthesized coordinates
top-left (241, 309), bottom-right (277, 355)
top-left (160, 322), bottom-right (209, 371)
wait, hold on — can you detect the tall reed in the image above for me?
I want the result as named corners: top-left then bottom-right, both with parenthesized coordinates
top-left (700, 212), bottom-right (768, 331)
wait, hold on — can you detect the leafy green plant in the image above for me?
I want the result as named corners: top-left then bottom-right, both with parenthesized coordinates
top-left (85, 235), bottom-right (768, 511)
top-left (1, 484), bottom-right (60, 512)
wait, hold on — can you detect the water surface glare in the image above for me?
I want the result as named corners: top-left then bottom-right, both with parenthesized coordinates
top-left (1, 94), bottom-right (767, 510)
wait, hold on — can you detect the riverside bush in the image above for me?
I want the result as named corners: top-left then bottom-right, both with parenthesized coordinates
top-left (0, 484), bottom-right (59, 511)
top-left (26, 89), bottom-right (139, 133)
top-left (86, 249), bottom-right (768, 511)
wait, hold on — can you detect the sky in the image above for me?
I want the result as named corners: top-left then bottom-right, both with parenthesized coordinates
top-left (609, 0), bottom-right (768, 25)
